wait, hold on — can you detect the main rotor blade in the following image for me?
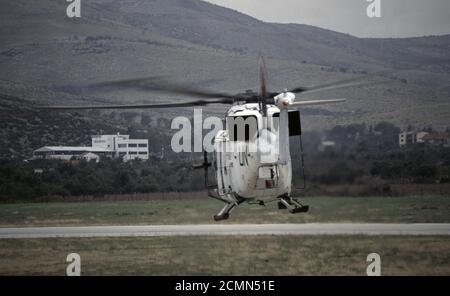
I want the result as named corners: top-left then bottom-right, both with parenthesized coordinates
top-left (91, 77), bottom-right (238, 100)
top-left (258, 55), bottom-right (268, 116)
top-left (38, 99), bottom-right (233, 111)
top-left (290, 98), bottom-right (347, 108)
top-left (297, 80), bottom-right (390, 96)
top-left (286, 71), bottom-right (393, 95)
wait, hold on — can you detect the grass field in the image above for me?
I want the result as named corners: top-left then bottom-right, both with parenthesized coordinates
top-left (0, 236), bottom-right (449, 276)
top-left (0, 196), bottom-right (449, 226)
top-left (1, 196), bottom-right (449, 276)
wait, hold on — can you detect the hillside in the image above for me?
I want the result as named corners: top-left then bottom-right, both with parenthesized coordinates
top-left (0, 0), bottom-right (449, 157)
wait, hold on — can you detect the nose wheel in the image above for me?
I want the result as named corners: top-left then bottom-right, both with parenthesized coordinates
top-left (213, 203), bottom-right (235, 221)
top-left (212, 192), bottom-right (245, 221)
top-left (278, 196), bottom-right (309, 214)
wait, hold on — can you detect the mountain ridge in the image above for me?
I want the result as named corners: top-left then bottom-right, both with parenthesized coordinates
top-left (0, 0), bottom-right (449, 131)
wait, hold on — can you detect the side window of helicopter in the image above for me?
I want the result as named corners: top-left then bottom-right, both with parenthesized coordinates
top-left (272, 111), bottom-right (302, 136)
top-left (227, 115), bottom-right (259, 142)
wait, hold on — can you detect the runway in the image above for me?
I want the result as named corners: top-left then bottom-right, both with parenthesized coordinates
top-left (1, 223), bottom-right (450, 238)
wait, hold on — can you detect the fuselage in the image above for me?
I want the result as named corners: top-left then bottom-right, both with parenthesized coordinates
top-left (213, 103), bottom-right (292, 200)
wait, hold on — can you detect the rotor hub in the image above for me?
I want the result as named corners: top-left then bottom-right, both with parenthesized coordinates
top-left (274, 92), bottom-right (295, 109)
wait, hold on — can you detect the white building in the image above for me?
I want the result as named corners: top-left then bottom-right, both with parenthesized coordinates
top-left (33, 133), bottom-right (149, 162)
top-left (399, 131), bottom-right (416, 147)
top-left (416, 132), bottom-right (429, 143)
top-left (92, 134), bottom-right (149, 161)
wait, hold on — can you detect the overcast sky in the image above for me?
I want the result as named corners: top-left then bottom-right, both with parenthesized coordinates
top-left (205, 0), bottom-right (450, 38)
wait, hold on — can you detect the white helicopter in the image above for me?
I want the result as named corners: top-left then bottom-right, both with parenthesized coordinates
top-left (43, 56), bottom-right (380, 221)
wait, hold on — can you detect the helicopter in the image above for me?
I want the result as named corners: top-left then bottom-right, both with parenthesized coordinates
top-left (41, 56), bottom-right (382, 221)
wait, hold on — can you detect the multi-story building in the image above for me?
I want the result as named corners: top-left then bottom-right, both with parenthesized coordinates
top-left (399, 131), bottom-right (417, 147)
top-left (91, 134), bottom-right (149, 161)
top-left (33, 133), bottom-right (149, 162)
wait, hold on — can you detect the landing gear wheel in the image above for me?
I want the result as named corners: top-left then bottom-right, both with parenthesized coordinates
top-left (278, 201), bottom-right (287, 210)
top-left (289, 205), bottom-right (309, 214)
top-left (214, 213), bottom-right (230, 221)
top-left (212, 195), bottom-right (245, 222)
top-left (278, 196), bottom-right (309, 214)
